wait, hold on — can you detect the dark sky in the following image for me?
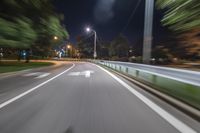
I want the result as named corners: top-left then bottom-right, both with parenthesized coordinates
top-left (53, 0), bottom-right (170, 45)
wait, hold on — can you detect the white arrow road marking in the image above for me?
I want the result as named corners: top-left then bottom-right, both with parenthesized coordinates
top-left (68, 70), bottom-right (94, 78)
top-left (68, 72), bottom-right (81, 76)
top-left (24, 72), bottom-right (50, 79)
top-left (35, 73), bottom-right (50, 79)
top-left (83, 70), bottom-right (94, 78)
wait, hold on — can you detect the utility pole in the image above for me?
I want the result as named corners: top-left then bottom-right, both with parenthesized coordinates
top-left (143, 0), bottom-right (154, 64)
top-left (86, 27), bottom-right (97, 59)
top-left (93, 31), bottom-right (97, 59)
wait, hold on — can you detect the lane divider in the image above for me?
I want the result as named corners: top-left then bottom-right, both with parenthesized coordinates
top-left (95, 64), bottom-right (197, 133)
top-left (0, 63), bottom-right (75, 109)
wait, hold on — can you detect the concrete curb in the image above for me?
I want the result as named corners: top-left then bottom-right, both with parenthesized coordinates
top-left (101, 65), bottom-right (200, 121)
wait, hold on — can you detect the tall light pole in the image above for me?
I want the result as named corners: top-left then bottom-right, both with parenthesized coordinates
top-left (67, 44), bottom-right (72, 57)
top-left (143, 0), bottom-right (154, 64)
top-left (86, 27), bottom-right (97, 59)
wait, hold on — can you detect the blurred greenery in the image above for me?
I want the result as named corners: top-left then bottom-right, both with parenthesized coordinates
top-left (0, 0), bottom-right (69, 60)
top-left (76, 35), bottom-right (94, 58)
top-left (76, 34), bottom-right (129, 60)
top-left (156, 0), bottom-right (200, 59)
top-left (156, 0), bottom-right (200, 32)
top-left (109, 34), bottom-right (129, 58)
top-left (0, 61), bottom-right (54, 73)
top-left (0, 17), bottom-right (37, 48)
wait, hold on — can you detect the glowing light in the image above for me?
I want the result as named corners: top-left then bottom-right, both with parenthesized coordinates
top-left (54, 36), bottom-right (58, 40)
top-left (86, 27), bottom-right (91, 32)
top-left (67, 45), bottom-right (71, 49)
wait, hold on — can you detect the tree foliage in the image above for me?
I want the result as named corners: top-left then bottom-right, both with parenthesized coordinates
top-left (156, 0), bottom-right (200, 32)
top-left (0, 0), bottom-right (69, 57)
top-left (109, 34), bottom-right (129, 58)
top-left (0, 17), bottom-right (37, 48)
top-left (156, 0), bottom-right (200, 59)
top-left (178, 28), bottom-right (200, 58)
top-left (76, 35), bottom-right (94, 58)
top-left (98, 41), bottom-right (110, 59)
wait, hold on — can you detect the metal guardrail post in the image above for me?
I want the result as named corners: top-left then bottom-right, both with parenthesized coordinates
top-left (152, 74), bottom-right (157, 84)
top-left (126, 67), bottom-right (128, 73)
top-left (136, 70), bottom-right (139, 78)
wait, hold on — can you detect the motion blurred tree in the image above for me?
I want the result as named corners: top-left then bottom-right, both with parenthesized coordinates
top-left (109, 34), bottom-right (129, 59)
top-left (178, 29), bottom-right (200, 59)
top-left (0, 18), bottom-right (36, 48)
top-left (76, 35), bottom-right (93, 58)
top-left (156, 0), bottom-right (200, 31)
top-left (156, 0), bottom-right (200, 59)
top-left (33, 15), bottom-right (69, 57)
top-left (0, 0), bottom-right (69, 60)
top-left (98, 41), bottom-right (110, 59)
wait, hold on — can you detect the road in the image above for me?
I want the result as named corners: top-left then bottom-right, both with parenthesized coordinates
top-left (0, 62), bottom-right (199, 133)
top-left (101, 60), bottom-right (200, 86)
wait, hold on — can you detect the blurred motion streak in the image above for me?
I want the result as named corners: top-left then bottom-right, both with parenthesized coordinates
top-left (0, 0), bottom-right (69, 61)
top-left (156, 0), bottom-right (200, 59)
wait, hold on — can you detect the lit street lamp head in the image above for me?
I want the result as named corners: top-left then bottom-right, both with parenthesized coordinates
top-left (67, 45), bottom-right (71, 49)
top-left (54, 36), bottom-right (58, 40)
top-left (84, 26), bottom-right (97, 59)
top-left (86, 27), bottom-right (91, 33)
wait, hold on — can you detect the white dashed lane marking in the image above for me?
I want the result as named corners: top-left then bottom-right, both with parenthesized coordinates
top-left (23, 72), bottom-right (51, 79)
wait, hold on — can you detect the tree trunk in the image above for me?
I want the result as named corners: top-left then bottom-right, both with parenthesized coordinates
top-left (25, 49), bottom-right (30, 63)
top-left (18, 49), bottom-right (21, 62)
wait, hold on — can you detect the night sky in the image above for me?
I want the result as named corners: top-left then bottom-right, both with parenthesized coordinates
top-left (53, 0), bottom-right (170, 45)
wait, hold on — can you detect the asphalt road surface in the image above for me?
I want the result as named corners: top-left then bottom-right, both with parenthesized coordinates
top-left (0, 62), bottom-right (199, 133)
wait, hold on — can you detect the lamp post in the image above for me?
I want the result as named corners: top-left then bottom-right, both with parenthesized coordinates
top-left (143, 0), bottom-right (154, 64)
top-left (86, 27), bottom-right (97, 59)
top-left (67, 44), bottom-right (72, 57)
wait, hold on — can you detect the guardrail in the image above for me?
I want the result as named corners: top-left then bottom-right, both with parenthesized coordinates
top-left (94, 60), bottom-right (200, 110)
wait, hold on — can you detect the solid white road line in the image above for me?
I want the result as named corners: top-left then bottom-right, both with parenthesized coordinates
top-left (0, 63), bottom-right (75, 109)
top-left (95, 64), bottom-right (197, 133)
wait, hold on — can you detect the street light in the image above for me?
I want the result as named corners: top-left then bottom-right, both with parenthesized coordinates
top-left (67, 44), bottom-right (72, 57)
top-left (85, 27), bottom-right (97, 59)
top-left (67, 45), bottom-right (71, 49)
top-left (54, 36), bottom-right (58, 40)
top-left (86, 27), bottom-right (91, 32)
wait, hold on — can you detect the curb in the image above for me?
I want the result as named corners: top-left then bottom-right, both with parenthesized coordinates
top-left (101, 65), bottom-right (200, 121)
